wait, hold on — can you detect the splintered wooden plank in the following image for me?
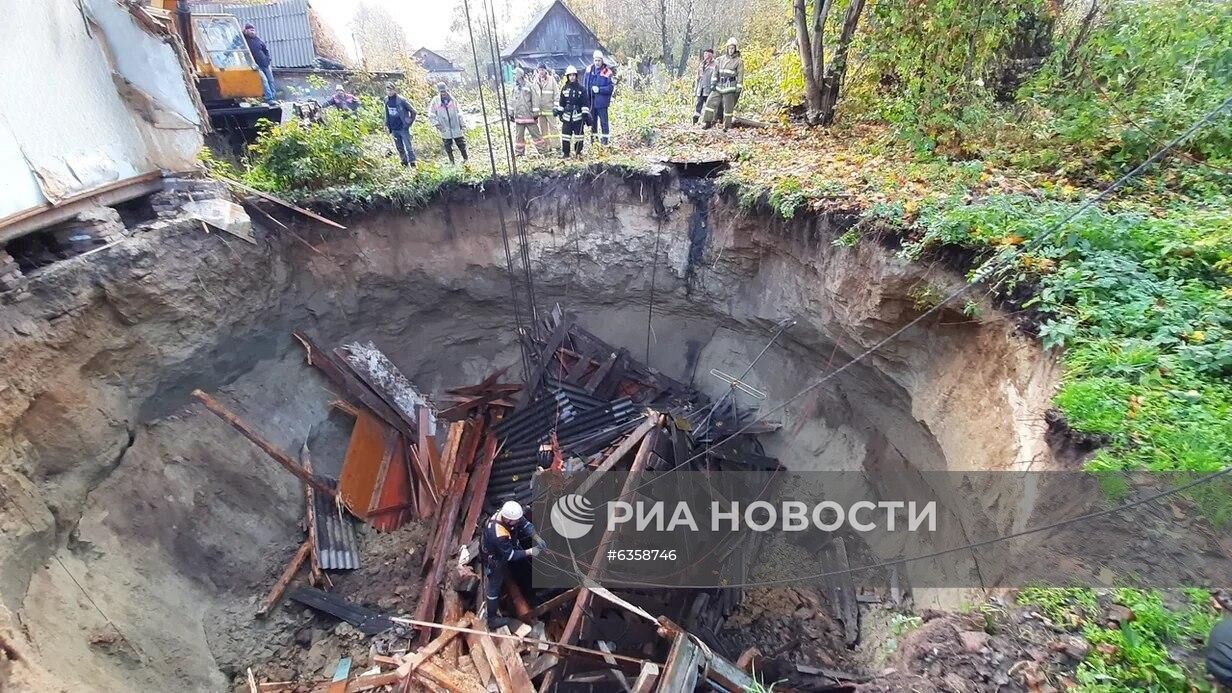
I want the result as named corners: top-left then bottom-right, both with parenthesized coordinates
top-left (256, 540), bottom-right (309, 617)
top-left (475, 631), bottom-right (515, 693)
top-left (458, 433), bottom-right (499, 546)
top-left (337, 412), bottom-right (393, 520)
top-left (192, 390), bottom-right (336, 495)
top-left (517, 315), bottom-right (574, 407)
top-left (658, 631), bottom-right (700, 693)
top-left (496, 630), bottom-right (535, 692)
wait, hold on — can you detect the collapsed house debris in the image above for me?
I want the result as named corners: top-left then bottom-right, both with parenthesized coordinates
top-left (186, 304), bottom-right (871, 692)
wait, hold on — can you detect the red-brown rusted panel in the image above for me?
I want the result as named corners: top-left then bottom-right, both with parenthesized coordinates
top-left (338, 411), bottom-right (390, 519)
top-left (369, 434), bottom-right (414, 532)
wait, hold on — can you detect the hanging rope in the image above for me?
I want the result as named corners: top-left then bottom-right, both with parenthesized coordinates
top-left (479, 0), bottom-right (539, 337)
top-left (460, 0), bottom-right (531, 376)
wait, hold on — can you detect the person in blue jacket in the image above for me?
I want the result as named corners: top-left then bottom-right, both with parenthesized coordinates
top-left (383, 83), bottom-right (417, 167)
top-left (581, 50), bottom-right (615, 146)
top-left (481, 501), bottom-right (545, 629)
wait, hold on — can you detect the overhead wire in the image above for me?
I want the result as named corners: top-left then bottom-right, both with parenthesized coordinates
top-left (460, 0), bottom-right (532, 376)
top-left (481, 0), bottom-right (540, 338)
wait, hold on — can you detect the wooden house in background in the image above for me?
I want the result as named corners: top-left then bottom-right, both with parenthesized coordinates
top-left (412, 47), bottom-right (465, 83)
top-left (500, 0), bottom-right (608, 73)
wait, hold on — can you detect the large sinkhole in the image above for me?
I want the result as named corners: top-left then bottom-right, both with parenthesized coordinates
top-left (0, 171), bottom-right (1061, 690)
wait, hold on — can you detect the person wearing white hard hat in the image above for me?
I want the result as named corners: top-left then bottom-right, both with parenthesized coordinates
top-left (556, 64), bottom-right (590, 157)
top-left (582, 49), bottom-right (616, 145)
top-left (702, 37), bottom-right (744, 130)
top-left (480, 500), bottom-right (545, 629)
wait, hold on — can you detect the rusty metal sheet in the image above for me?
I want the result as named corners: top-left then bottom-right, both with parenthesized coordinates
top-left (338, 411), bottom-right (391, 519)
top-left (368, 435), bottom-right (414, 533)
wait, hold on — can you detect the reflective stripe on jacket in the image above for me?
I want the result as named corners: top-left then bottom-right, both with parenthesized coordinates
top-left (711, 52), bottom-right (744, 93)
top-left (532, 76), bottom-right (558, 117)
top-left (512, 80), bottom-right (537, 123)
top-left (558, 81), bottom-right (589, 121)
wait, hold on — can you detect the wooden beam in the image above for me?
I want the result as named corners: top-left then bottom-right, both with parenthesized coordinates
top-left (458, 432), bottom-right (499, 546)
top-left (292, 333), bottom-right (412, 440)
top-left (657, 630), bottom-right (701, 693)
top-left (255, 537), bottom-right (308, 611)
top-left (532, 587), bottom-right (580, 619)
top-left (219, 176), bottom-right (347, 229)
top-left (413, 461), bottom-right (471, 646)
top-left (464, 631), bottom-right (496, 690)
top-left (583, 350), bottom-right (620, 395)
top-left (301, 442), bottom-right (324, 586)
top-left (476, 631), bottom-right (515, 692)
top-left (517, 315), bottom-right (573, 407)
top-left (193, 390), bottom-right (335, 495)
top-left (575, 415), bottom-right (657, 497)
top-left (496, 629), bottom-right (535, 691)
top-left (398, 615), bottom-right (471, 676)
top-left (630, 662), bottom-right (659, 693)
top-left (539, 425), bottom-right (661, 692)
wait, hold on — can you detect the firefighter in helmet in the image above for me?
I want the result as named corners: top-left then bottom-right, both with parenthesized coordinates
top-left (480, 500), bottom-right (546, 629)
top-left (701, 37), bottom-right (744, 130)
top-left (556, 65), bottom-right (590, 157)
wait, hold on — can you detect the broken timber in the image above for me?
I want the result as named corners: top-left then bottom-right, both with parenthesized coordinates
top-left (192, 390), bottom-right (336, 496)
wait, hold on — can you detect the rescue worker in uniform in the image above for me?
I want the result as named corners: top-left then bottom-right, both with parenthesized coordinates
top-left (692, 48), bottom-right (716, 124)
top-left (481, 501), bottom-right (546, 629)
top-left (533, 64), bottom-right (560, 150)
top-left (702, 37), bottom-right (744, 130)
top-left (511, 67), bottom-right (546, 156)
top-left (556, 65), bottom-right (590, 158)
top-left (582, 50), bottom-right (615, 146)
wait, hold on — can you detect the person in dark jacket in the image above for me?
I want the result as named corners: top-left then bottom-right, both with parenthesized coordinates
top-left (1210, 618), bottom-right (1232, 689)
top-left (693, 48), bottom-right (716, 124)
top-left (582, 50), bottom-right (615, 146)
top-left (480, 501), bottom-right (545, 629)
top-left (555, 65), bottom-right (589, 158)
top-left (243, 24), bottom-right (276, 102)
top-left (384, 84), bottom-right (417, 167)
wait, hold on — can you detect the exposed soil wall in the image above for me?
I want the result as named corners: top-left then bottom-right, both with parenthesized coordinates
top-left (0, 170), bottom-right (1060, 690)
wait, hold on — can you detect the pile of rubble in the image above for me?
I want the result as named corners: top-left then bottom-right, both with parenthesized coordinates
top-left (196, 305), bottom-right (871, 692)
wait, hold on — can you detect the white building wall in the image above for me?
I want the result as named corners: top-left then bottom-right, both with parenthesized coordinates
top-left (0, 0), bottom-right (204, 221)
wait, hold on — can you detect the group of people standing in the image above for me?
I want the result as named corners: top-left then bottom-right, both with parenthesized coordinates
top-left (369, 39), bottom-right (743, 168)
top-left (511, 50), bottom-right (616, 158)
top-left (376, 81), bottom-right (469, 168)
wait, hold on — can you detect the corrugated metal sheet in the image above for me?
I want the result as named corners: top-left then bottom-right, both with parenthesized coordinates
top-left (313, 486), bottom-right (360, 570)
top-left (193, 0), bottom-right (316, 68)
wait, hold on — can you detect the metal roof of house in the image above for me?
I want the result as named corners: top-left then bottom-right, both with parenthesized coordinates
top-left (193, 0), bottom-right (316, 68)
top-left (501, 0), bottom-right (606, 61)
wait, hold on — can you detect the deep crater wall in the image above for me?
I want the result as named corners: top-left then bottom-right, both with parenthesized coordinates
top-left (0, 171), bottom-right (1059, 690)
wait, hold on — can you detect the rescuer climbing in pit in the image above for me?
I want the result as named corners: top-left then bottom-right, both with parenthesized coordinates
top-left (702, 37), bottom-right (744, 130)
top-left (1209, 617), bottom-right (1232, 690)
top-left (556, 65), bottom-right (589, 158)
top-left (481, 500), bottom-right (546, 628)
